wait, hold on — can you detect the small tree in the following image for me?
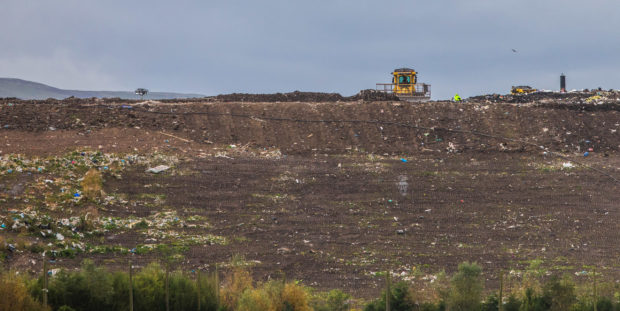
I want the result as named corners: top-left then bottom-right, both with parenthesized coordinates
top-left (447, 262), bottom-right (483, 311)
top-left (363, 281), bottom-right (417, 311)
top-left (325, 289), bottom-right (351, 311)
top-left (541, 275), bottom-right (576, 311)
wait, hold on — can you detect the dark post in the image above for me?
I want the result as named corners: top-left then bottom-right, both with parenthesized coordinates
top-left (560, 74), bottom-right (566, 93)
top-left (197, 271), bottom-right (201, 311)
top-left (43, 260), bottom-right (48, 307)
top-left (499, 270), bottom-right (504, 311)
top-left (385, 271), bottom-right (391, 311)
top-left (129, 261), bottom-right (134, 311)
top-left (165, 264), bottom-right (170, 311)
top-left (215, 264), bottom-right (220, 308)
top-left (593, 267), bottom-right (597, 311)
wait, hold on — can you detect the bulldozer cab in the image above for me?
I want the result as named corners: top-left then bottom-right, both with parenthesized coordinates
top-left (392, 70), bottom-right (417, 94)
top-left (376, 67), bottom-right (431, 102)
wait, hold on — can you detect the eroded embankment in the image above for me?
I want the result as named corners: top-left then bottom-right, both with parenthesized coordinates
top-left (0, 100), bottom-right (618, 155)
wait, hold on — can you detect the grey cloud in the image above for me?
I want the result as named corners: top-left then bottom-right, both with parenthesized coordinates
top-left (1, 0), bottom-right (619, 99)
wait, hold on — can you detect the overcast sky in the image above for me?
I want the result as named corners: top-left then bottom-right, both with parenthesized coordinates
top-left (1, 0), bottom-right (619, 99)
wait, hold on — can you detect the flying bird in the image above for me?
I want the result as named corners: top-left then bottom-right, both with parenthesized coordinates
top-left (512, 49), bottom-right (518, 53)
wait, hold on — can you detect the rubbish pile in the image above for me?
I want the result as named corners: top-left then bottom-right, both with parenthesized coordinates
top-left (181, 90), bottom-right (400, 103)
top-left (469, 90), bottom-right (620, 111)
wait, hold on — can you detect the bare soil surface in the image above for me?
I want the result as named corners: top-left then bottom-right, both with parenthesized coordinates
top-left (0, 95), bottom-right (619, 298)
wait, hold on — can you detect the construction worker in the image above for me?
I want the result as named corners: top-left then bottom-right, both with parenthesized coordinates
top-left (453, 93), bottom-right (462, 102)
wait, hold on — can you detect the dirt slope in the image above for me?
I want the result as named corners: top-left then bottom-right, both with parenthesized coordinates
top-left (0, 96), bottom-right (618, 298)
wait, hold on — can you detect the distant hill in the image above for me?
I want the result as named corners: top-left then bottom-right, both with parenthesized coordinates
top-left (0, 78), bottom-right (205, 100)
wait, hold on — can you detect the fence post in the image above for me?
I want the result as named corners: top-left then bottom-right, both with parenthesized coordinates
top-left (498, 270), bottom-right (504, 311)
top-left (385, 270), bottom-right (391, 311)
top-left (197, 270), bottom-right (201, 311)
top-left (215, 264), bottom-right (220, 308)
top-left (129, 260), bottom-right (134, 311)
top-left (593, 267), bottom-right (597, 311)
top-left (43, 260), bottom-right (48, 307)
top-left (165, 263), bottom-right (170, 311)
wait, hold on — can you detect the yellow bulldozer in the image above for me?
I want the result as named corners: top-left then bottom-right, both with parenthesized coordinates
top-left (376, 68), bottom-right (431, 102)
top-left (511, 85), bottom-right (537, 95)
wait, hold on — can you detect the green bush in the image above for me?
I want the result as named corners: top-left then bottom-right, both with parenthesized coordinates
top-left (541, 275), bottom-right (575, 311)
top-left (519, 287), bottom-right (548, 311)
top-left (481, 294), bottom-right (499, 311)
top-left (325, 289), bottom-right (351, 311)
top-left (0, 272), bottom-right (49, 311)
top-left (132, 263), bottom-right (166, 311)
top-left (447, 262), bottom-right (483, 311)
top-left (237, 287), bottom-right (275, 311)
top-left (504, 295), bottom-right (521, 311)
top-left (364, 281), bottom-right (417, 311)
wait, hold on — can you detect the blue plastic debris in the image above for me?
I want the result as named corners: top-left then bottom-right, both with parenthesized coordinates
top-left (74, 193), bottom-right (81, 197)
top-left (121, 105), bottom-right (133, 109)
top-left (103, 166), bottom-right (109, 170)
top-left (38, 167), bottom-right (43, 172)
top-left (583, 152), bottom-right (589, 157)
top-left (81, 152), bottom-right (86, 156)
top-left (400, 158), bottom-right (407, 163)
top-left (7, 169), bottom-right (13, 173)
top-left (1, 224), bottom-right (5, 229)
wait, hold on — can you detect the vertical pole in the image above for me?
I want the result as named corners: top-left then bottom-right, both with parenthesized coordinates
top-left (43, 260), bottom-right (48, 307)
top-left (385, 270), bottom-right (391, 311)
top-left (165, 263), bottom-right (170, 311)
top-left (129, 261), bottom-right (134, 311)
top-left (197, 271), bottom-right (201, 311)
top-left (593, 267), bottom-right (597, 311)
top-left (499, 270), bottom-right (504, 311)
top-left (215, 264), bottom-right (220, 308)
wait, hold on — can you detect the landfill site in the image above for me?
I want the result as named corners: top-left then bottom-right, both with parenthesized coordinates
top-left (0, 89), bottom-right (619, 298)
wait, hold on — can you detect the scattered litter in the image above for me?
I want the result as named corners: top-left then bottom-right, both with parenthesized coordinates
top-left (277, 247), bottom-right (292, 254)
top-left (562, 162), bottom-right (574, 168)
top-left (588, 147), bottom-right (593, 152)
top-left (400, 158), bottom-right (407, 163)
top-left (74, 193), bottom-right (81, 197)
top-left (56, 233), bottom-right (65, 241)
top-left (583, 152), bottom-right (589, 157)
top-left (146, 165), bottom-right (170, 174)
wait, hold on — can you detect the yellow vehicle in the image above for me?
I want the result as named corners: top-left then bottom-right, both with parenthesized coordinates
top-left (376, 68), bottom-right (431, 102)
top-left (511, 85), bottom-right (537, 95)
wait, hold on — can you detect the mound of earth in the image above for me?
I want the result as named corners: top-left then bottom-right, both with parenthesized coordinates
top-left (0, 94), bottom-right (618, 298)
